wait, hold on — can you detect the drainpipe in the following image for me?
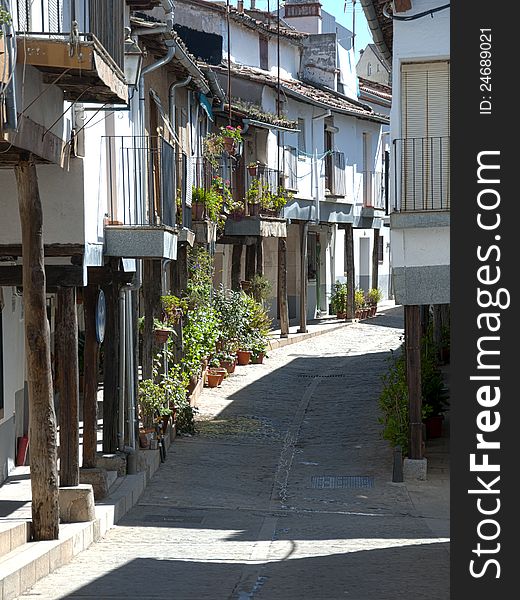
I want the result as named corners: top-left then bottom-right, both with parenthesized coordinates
top-left (311, 109), bottom-right (331, 224)
top-left (169, 76), bottom-right (192, 138)
top-left (118, 289), bottom-right (126, 452)
top-left (118, 42), bottom-right (177, 467)
top-left (2, 0), bottom-right (18, 131)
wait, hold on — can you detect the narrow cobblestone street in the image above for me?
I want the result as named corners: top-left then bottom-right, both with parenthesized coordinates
top-left (18, 306), bottom-right (449, 600)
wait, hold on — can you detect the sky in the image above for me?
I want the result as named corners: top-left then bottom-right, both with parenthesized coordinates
top-left (246, 0), bottom-right (374, 62)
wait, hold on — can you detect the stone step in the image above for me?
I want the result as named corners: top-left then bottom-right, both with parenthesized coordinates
top-left (0, 522), bottom-right (31, 560)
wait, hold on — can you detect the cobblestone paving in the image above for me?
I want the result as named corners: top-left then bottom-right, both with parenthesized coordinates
top-left (18, 306), bottom-right (449, 600)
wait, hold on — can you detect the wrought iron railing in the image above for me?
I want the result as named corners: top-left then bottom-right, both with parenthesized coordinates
top-left (393, 136), bottom-right (450, 211)
top-left (103, 136), bottom-right (187, 229)
top-left (13, 0), bottom-right (125, 70)
top-left (325, 151), bottom-right (346, 197)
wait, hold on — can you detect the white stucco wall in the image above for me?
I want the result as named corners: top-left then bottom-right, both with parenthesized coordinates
top-left (391, 227), bottom-right (450, 268)
top-left (390, 0), bottom-right (450, 157)
top-left (0, 289), bottom-right (25, 426)
top-left (389, 0), bottom-right (450, 288)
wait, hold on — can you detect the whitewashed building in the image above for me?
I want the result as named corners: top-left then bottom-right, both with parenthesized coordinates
top-left (174, 0), bottom-right (390, 323)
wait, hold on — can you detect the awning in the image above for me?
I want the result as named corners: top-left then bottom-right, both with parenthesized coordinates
top-left (199, 93), bottom-right (214, 122)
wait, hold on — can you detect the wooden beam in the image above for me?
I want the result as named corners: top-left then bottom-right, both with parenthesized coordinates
top-left (15, 157), bottom-right (59, 540)
top-left (278, 238), bottom-right (289, 338)
top-left (345, 224), bottom-right (355, 320)
top-left (405, 305), bottom-right (423, 460)
top-left (231, 245), bottom-right (243, 291)
top-left (0, 265), bottom-right (83, 287)
top-left (102, 272), bottom-right (120, 454)
top-left (56, 287), bottom-right (80, 487)
top-left (217, 235), bottom-right (259, 246)
top-left (87, 266), bottom-right (136, 287)
top-left (245, 244), bottom-right (256, 282)
top-left (298, 222), bottom-right (308, 333)
top-left (0, 243), bottom-right (84, 258)
top-left (82, 285), bottom-right (99, 469)
top-left (372, 228), bottom-right (380, 291)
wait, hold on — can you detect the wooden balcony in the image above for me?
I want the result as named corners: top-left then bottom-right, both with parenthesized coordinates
top-left (16, 35), bottom-right (128, 104)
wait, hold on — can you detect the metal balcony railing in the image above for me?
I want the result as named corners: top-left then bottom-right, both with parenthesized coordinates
top-left (14, 0), bottom-right (125, 70)
top-left (393, 136), bottom-right (450, 211)
top-left (361, 170), bottom-right (385, 210)
top-left (104, 135), bottom-right (186, 229)
top-left (325, 151), bottom-right (346, 197)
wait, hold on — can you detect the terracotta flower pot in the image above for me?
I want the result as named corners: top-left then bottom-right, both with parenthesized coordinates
top-left (207, 371), bottom-right (221, 388)
top-left (221, 360), bottom-right (236, 374)
top-left (154, 328), bottom-right (171, 344)
top-left (252, 353), bottom-right (264, 364)
top-left (223, 137), bottom-right (236, 154)
top-left (237, 350), bottom-right (251, 365)
top-left (248, 166), bottom-right (258, 176)
top-left (336, 311), bottom-right (346, 320)
top-left (213, 367), bottom-right (227, 384)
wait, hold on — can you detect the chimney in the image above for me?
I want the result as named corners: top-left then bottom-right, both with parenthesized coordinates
top-left (283, 0), bottom-right (322, 35)
top-left (250, 0), bottom-right (256, 8)
top-left (237, 0), bottom-right (244, 13)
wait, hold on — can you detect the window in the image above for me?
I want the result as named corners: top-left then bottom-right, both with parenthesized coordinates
top-left (378, 235), bottom-right (384, 263)
top-left (400, 61), bottom-right (450, 210)
top-left (377, 63), bottom-right (380, 73)
top-left (298, 118), bottom-right (306, 158)
top-left (367, 62), bottom-right (372, 76)
top-left (259, 35), bottom-right (269, 71)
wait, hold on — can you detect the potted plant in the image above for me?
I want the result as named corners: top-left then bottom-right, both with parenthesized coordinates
top-left (421, 329), bottom-right (449, 438)
top-left (153, 318), bottom-right (174, 344)
top-left (206, 369), bottom-right (222, 388)
top-left (247, 161), bottom-right (259, 176)
top-left (220, 125), bottom-right (242, 155)
top-left (217, 351), bottom-right (237, 374)
top-left (245, 178), bottom-right (262, 216)
top-left (249, 274), bottom-right (272, 304)
top-left (367, 288), bottom-right (383, 317)
top-left (330, 281), bottom-right (348, 318)
top-left (354, 289), bottom-right (365, 319)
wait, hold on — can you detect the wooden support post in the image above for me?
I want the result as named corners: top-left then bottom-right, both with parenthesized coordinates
top-left (432, 304), bottom-right (443, 359)
top-left (420, 304), bottom-right (430, 336)
top-left (82, 285), bottom-right (99, 469)
top-left (231, 244), bottom-right (243, 291)
top-left (278, 238), bottom-right (289, 338)
top-left (142, 259), bottom-right (163, 381)
top-left (345, 224), bottom-right (355, 320)
top-left (245, 243), bottom-right (256, 283)
top-left (372, 228), bottom-right (380, 291)
top-left (298, 222), bottom-right (308, 333)
top-left (15, 157), bottom-right (59, 540)
top-left (56, 287), bottom-right (80, 487)
top-left (256, 238), bottom-right (264, 276)
top-left (405, 305), bottom-right (423, 460)
top-left (102, 276), bottom-right (120, 454)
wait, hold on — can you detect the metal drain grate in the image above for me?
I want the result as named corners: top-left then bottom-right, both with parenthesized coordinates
top-left (143, 515), bottom-right (205, 524)
top-left (311, 476), bottom-right (374, 489)
top-left (297, 374), bottom-right (347, 379)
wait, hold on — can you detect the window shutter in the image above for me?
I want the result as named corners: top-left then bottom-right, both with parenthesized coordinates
top-left (400, 61), bottom-right (450, 210)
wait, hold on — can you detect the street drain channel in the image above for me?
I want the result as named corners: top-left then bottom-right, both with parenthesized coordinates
top-left (310, 476), bottom-right (374, 489)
